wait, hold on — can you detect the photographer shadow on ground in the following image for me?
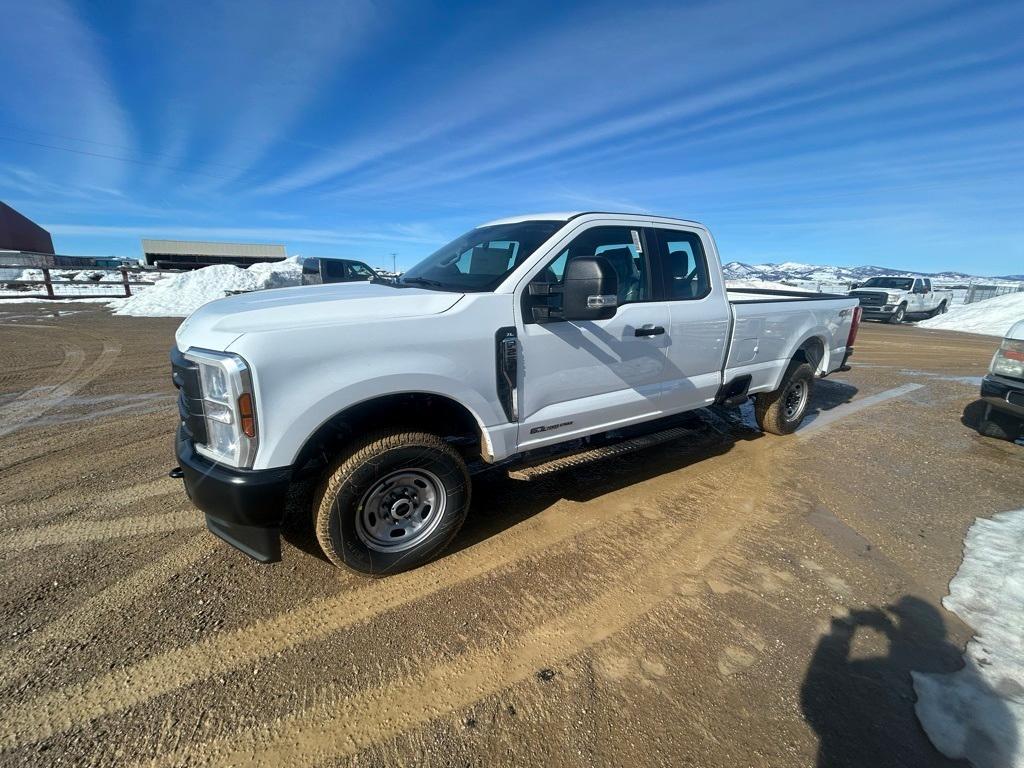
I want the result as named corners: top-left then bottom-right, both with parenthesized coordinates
top-left (801, 596), bottom-right (1016, 768)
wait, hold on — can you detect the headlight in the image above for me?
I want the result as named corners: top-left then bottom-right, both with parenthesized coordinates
top-left (887, 293), bottom-right (902, 303)
top-left (991, 338), bottom-right (1024, 380)
top-left (184, 348), bottom-right (258, 467)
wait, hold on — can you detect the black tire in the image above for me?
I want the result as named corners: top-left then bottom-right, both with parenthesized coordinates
top-left (938, 301), bottom-right (948, 315)
top-left (888, 304), bottom-right (907, 324)
top-left (754, 361), bottom-right (814, 435)
top-left (314, 431), bottom-right (470, 575)
top-left (978, 419), bottom-right (1010, 440)
top-left (977, 405), bottom-right (1014, 441)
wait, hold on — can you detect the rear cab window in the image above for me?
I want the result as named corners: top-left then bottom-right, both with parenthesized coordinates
top-left (651, 228), bottom-right (711, 300)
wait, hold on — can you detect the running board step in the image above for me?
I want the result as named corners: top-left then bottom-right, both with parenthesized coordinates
top-left (507, 426), bottom-right (697, 481)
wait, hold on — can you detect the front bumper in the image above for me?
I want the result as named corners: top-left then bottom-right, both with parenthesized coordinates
top-left (175, 427), bottom-right (291, 562)
top-left (861, 305), bottom-right (897, 317)
top-left (981, 374), bottom-right (1024, 419)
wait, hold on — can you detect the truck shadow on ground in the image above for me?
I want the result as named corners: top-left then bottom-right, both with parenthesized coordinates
top-left (455, 378), bottom-right (858, 557)
top-left (282, 379), bottom-right (859, 562)
top-left (801, 596), bottom-right (1016, 768)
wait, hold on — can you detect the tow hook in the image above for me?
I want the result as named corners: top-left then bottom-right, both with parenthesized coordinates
top-left (168, 466), bottom-right (184, 479)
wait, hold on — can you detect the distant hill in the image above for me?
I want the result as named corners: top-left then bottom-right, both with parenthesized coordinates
top-left (721, 261), bottom-right (1021, 286)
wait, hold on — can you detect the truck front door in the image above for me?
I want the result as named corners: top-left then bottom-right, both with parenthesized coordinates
top-left (515, 224), bottom-right (671, 450)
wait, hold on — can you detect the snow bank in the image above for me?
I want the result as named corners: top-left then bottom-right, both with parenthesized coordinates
top-left (108, 257), bottom-right (302, 317)
top-left (918, 292), bottom-right (1024, 337)
top-left (913, 509), bottom-right (1024, 768)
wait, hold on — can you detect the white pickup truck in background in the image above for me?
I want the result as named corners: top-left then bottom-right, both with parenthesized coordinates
top-left (848, 276), bottom-right (952, 323)
top-left (170, 212), bottom-right (861, 574)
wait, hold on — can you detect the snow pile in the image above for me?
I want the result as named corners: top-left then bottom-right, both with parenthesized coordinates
top-left (109, 257), bottom-right (302, 317)
top-left (918, 292), bottom-right (1024, 337)
top-left (913, 509), bottom-right (1024, 768)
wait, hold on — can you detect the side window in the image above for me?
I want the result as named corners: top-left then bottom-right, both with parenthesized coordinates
top-left (321, 260), bottom-right (348, 282)
top-left (654, 229), bottom-right (710, 300)
top-left (913, 278), bottom-right (923, 293)
top-left (923, 279), bottom-right (932, 292)
top-left (533, 226), bottom-right (649, 305)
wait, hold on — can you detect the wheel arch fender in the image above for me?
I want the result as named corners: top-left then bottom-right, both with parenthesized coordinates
top-left (259, 375), bottom-right (500, 471)
top-left (792, 333), bottom-right (828, 375)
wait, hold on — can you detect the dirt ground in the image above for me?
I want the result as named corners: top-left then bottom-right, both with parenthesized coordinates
top-left (0, 303), bottom-right (1020, 767)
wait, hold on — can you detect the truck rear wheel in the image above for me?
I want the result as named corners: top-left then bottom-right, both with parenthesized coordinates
top-left (754, 362), bottom-right (814, 435)
top-left (314, 431), bottom-right (470, 575)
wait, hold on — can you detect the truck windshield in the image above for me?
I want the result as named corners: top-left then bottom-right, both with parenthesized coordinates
top-left (861, 277), bottom-right (913, 290)
top-left (400, 220), bottom-right (564, 292)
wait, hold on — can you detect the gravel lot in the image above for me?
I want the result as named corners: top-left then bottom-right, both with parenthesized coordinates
top-left (0, 304), bottom-right (1020, 767)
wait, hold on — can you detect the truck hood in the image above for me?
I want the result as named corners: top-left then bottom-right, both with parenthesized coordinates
top-left (174, 282), bottom-right (464, 351)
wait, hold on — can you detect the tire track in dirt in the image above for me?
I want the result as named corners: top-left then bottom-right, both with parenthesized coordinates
top-left (0, 342), bottom-right (121, 438)
top-left (0, 535), bottom-right (213, 688)
top-left (0, 434), bottom-right (777, 753)
top-left (151, 500), bottom-right (756, 768)
top-left (0, 501), bottom-right (643, 750)
top-left (0, 510), bottom-right (202, 551)
top-left (1, 475), bottom-right (183, 527)
top-left (0, 343), bottom-right (84, 403)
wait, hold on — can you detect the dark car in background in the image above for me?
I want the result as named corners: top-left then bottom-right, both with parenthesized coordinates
top-left (977, 319), bottom-right (1024, 442)
top-left (301, 257), bottom-right (378, 285)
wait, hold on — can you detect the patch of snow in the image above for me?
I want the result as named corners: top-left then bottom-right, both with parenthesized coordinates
top-left (913, 509), bottom-right (1024, 768)
top-left (108, 257), bottom-right (302, 317)
top-left (917, 292), bottom-right (1024, 337)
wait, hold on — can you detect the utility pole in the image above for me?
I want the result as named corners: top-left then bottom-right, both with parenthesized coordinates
top-left (390, 253), bottom-right (397, 275)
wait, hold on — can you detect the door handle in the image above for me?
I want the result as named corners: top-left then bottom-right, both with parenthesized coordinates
top-left (634, 325), bottom-right (665, 337)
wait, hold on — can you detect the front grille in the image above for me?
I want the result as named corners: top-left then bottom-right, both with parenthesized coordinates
top-left (171, 346), bottom-right (208, 444)
top-left (850, 291), bottom-right (887, 309)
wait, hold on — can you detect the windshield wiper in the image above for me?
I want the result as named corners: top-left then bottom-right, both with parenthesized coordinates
top-left (400, 276), bottom-right (446, 289)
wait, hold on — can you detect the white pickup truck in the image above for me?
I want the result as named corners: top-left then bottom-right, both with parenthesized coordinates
top-left (848, 276), bottom-right (951, 323)
top-left (170, 213), bottom-right (861, 574)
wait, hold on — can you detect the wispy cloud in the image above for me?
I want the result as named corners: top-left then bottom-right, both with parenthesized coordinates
top-left (45, 223), bottom-right (443, 248)
top-left (0, 0), bottom-right (133, 187)
top-left (132, 0), bottom-right (381, 189)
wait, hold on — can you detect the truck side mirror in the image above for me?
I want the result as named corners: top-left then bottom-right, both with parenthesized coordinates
top-left (563, 256), bottom-right (618, 321)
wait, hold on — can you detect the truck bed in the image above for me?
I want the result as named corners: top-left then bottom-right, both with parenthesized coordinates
top-left (723, 287), bottom-right (858, 396)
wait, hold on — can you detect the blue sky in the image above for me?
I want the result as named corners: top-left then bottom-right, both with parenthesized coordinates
top-left (1, 0), bottom-right (1022, 275)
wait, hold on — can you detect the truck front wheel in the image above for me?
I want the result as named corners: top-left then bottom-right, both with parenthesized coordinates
top-left (754, 362), bottom-right (814, 435)
top-left (314, 431), bottom-right (470, 575)
top-left (888, 304), bottom-right (906, 323)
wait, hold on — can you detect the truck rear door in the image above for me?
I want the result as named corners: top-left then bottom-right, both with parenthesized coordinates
top-left (649, 226), bottom-right (730, 413)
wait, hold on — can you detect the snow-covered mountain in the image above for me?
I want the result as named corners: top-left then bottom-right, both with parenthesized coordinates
top-left (720, 261), bottom-right (1019, 286)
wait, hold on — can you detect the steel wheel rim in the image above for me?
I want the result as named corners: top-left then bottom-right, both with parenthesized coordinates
top-left (783, 380), bottom-right (808, 421)
top-left (355, 468), bottom-right (446, 552)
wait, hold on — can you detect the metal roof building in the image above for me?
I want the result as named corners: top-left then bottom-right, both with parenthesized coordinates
top-left (141, 239), bottom-right (287, 270)
top-left (0, 202), bottom-right (55, 255)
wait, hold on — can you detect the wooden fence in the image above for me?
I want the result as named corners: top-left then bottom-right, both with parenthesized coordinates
top-left (0, 265), bottom-right (178, 300)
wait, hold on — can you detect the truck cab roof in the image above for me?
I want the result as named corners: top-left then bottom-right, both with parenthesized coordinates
top-left (481, 211), bottom-right (706, 228)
